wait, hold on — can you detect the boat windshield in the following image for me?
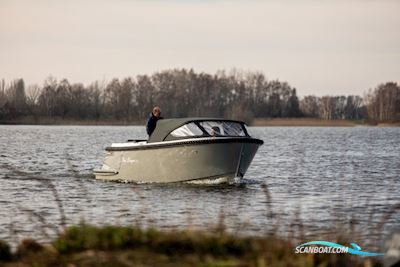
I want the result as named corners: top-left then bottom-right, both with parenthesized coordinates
top-left (168, 120), bottom-right (249, 139)
top-left (170, 122), bottom-right (204, 137)
top-left (199, 121), bottom-right (247, 137)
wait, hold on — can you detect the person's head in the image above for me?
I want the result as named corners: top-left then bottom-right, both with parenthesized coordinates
top-left (152, 106), bottom-right (161, 118)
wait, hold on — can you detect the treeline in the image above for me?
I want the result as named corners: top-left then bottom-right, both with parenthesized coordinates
top-left (0, 69), bottom-right (399, 123)
top-left (300, 95), bottom-right (365, 120)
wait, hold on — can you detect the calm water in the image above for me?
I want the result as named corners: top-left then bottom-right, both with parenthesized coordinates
top-left (0, 125), bottom-right (399, 246)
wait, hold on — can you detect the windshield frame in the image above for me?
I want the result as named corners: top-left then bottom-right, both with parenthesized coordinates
top-left (165, 120), bottom-right (250, 141)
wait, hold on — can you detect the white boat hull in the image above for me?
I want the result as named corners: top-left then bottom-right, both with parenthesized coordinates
top-left (94, 137), bottom-right (262, 183)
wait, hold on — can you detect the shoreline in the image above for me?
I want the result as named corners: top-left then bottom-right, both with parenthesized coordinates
top-left (252, 118), bottom-right (358, 127)
top-left (1, 117), bottom-right (399, 127)
top-left (0, 116), bottom-right (144, 126)
top-left (252, 118), bottom-right (400, 127)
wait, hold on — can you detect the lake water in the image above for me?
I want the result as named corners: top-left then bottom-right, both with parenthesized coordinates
top-left (0, 125), bottom-right (399, 247)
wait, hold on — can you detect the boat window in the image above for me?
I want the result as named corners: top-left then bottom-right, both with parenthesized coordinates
top-left (170, 123), bottom-right (204, 137)
top-left (199, 121), bottom-right (247, 137)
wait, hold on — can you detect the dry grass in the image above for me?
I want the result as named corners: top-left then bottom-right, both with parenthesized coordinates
top-left (252, 118), bottom-right (400, 127)
top-left (0, 116), bottom-right (144, 125)
top-left (377, 122), bottom-right (400, 127)
top-left (252, 118), bottom-right (359, 127)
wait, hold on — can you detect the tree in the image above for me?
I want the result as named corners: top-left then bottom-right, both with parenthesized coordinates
top-left (300, 95), bottom-right (320, 118)
top-left (54, 79), bottom-right (71, 117)
top-left (136, 74), bottom-right (155, 120)
top-left (6, 69), bottom-right (393, 123)
top-left (366, 82), bottom-right (400, 121)
top-left (320, 96), bottom-right (335, 120)
top-left (38, 77), bottom-right (57, 116)
top-left (344, 95), bottom-right (363, 120)
top-left (26, 84), bottom-right (41, 114)
top-left (87, 81), bottom-right (105, 120)
top-left (6, 79), bottom-right (27, 115)
top-left (285, 89), bottom-right (302, 117)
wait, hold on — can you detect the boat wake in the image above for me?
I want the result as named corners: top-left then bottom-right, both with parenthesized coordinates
top-left (110, 176), bottom-right (245, 185)
top-left (184, 176), bottom-right (242, 185)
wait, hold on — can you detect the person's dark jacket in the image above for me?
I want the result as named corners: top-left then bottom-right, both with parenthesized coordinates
top-left (146, 114), bottom-right (163, 136)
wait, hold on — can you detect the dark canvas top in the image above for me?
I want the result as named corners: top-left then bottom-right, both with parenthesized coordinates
top-left (147, 117), bottom-right (245, 143)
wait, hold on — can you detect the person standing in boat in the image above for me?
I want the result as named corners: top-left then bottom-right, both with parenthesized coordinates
top-left (146, 106), bottom-right (163, 136)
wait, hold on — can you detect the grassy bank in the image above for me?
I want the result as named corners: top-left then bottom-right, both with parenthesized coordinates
top-left (0, 224), bottom-right (383, 267)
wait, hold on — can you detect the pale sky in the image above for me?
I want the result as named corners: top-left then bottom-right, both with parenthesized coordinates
top-left (0, 0), bottom-right (399, 96)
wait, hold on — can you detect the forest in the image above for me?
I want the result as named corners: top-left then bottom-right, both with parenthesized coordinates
top-left (0, 69), bottom-right (399, 123)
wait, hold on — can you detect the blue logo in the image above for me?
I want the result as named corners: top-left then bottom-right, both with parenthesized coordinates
top-left (295, 241), bottom-right (384, 257)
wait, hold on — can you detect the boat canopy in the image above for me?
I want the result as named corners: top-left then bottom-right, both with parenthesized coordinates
top-left (148, 118), bottom-right (250, 143)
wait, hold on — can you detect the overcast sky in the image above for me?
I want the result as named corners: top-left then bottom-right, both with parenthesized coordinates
top-left (0, 0), bottom-right (399, 96)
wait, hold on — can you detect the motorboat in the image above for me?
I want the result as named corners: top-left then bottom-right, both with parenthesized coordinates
top-left (93, 118), bottom-right (263, 183)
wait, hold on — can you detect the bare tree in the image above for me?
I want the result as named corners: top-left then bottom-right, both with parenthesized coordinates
top-left (11, 69), bottom-right (399, 123)
top-left (320, 96), bottom-right (335, 120)
top-left (0, 79), bottom-right (7, 107)
top-left (366, 82), bottom-right (400, 121)
top-left (300, 96), bottom-right (320, 118)
top-left (6, 79), bottom-right (27, 114)
top-left (26, 84), bottom-right (41, 114)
